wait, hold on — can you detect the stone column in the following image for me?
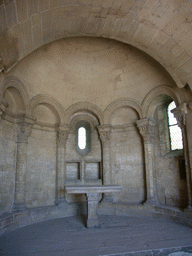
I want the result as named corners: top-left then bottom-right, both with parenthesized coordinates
top-left (172, 104), bottom-right (192, 209)
top-left (98, 125), bottom-right (112, 201)
top-left (13, 117), bottom-right (35, 211)
top-left (98, 125), bottom-right (112, 186)
top-left (0, 96), bottom-right (8, 120)
top-left (136, 118), bottom-right (158, 204)
top-left (55, 126), bottom-right (69, 205)
top-left (0, 97), bottom-right (8, 174)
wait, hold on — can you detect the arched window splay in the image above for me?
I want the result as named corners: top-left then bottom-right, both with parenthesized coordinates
top-left (167, 101), bottom-right (183, 151)
top-left (78, 127), bottom-right (86, 150)
top-left (76, 121), bottom-right (91, 156)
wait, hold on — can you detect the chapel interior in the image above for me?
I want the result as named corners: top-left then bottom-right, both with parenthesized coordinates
top-left (1, 0), bottom-right (192, 248)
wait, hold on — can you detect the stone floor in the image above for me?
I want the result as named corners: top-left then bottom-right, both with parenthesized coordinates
top-left (0, 215), bottom-right (192, 256)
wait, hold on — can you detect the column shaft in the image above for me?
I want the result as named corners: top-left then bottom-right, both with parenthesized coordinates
top-left (56, 129), bottom-right (69, 204)
top-left (172, 104), bottom-right (192, 209)
top-left (136, 118), bottom-right (157, 204)
top-left (13, 121), bottom-right (33, 211)
top-left (98, 126), bottom-right (112, 186)
top-left (15, 142), bottom-right (28, 204)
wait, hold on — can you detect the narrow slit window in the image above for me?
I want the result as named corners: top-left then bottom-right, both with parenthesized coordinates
top-left (167, 101), bottom-right (183, 151)
top-left (78, 127), bottom-right (86, 150)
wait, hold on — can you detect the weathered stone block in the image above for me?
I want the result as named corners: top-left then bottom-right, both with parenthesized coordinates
top-left (39, 0), bottom-right (50, 11)
top-left (0, 5), bottom-right (6, 33)
top-left (42, 10), bottom-right (53, 29)
top-left (5, 1), bottom-right (17, 29)
top-left (28, 0), bottom-right (39, 17)
top-left (16, 0), bottom-right (28, 22)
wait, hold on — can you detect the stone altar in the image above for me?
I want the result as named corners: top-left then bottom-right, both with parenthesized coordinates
top-left (65, 185), bottom-right (122, 228)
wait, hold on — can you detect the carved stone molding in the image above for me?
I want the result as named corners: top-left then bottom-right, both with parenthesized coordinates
top-left (136, 118), bottom-right (156, 144)
top-left (103, 98), bottom-right (142, 124)
top-left (171, 107), bottom-right (184, 128)
top-left (0, 96), bottom-right (8, 121)
top-left (17, 123), bottom-right (33, 143)
top-left (56, 125), bottom-right (70, 146)
top-left (97, 125), bottom-right (112, 144)
top-left (56, 130), bottom-right (69, 146)
top-left (16, 114), bottom-right (36, 143)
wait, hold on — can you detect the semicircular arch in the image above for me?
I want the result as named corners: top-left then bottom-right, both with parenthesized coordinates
top-left (65, 102), bottom-right (104, 125)
top-left (142, 85), bottom-right (182, 118)
top-left (104, 98), bottom-right (142, 125)
top-left (30, 94), bottom-right (65, 124)
top-left (0, 76), bottom-right (30, 114)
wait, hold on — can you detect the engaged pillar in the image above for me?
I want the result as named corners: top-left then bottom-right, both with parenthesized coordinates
top-left (98, 125), bottom-right (112, 185)
top-left (172, 104), bottom-right (192, 209)
top-left (98, 125), bottom-right (112, 201)
top-left (136, 118), bottom-right (158, 204)
top-left (13, 117), bottom-right (35, 211)
top-left (55, 127), bottom-right (69, 205)
top-left (0, 96), bottom-right (8, 119)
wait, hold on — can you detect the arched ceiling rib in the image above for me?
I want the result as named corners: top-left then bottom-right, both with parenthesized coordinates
top-left (1, 0), bottom-right (192, 90)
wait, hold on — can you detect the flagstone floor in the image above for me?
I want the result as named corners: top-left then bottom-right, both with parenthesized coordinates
top-left (0, 215), bottom-right (192, 256)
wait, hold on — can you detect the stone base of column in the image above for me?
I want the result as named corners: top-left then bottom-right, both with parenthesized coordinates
top-left (144, 197), bottom-right (159, 206)
top-left (86, 218), bottom-right (99, 228)
top-left (13, 203), bottom-right (27, 211)
top-left (55, 197), bottom-right (67, 206)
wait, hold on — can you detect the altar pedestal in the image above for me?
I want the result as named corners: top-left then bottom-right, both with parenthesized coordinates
top-left (65, 185), bottom-right (122, 228)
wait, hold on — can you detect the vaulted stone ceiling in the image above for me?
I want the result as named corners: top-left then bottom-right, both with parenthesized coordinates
top-left (1, 0), bottom-right (192, 90)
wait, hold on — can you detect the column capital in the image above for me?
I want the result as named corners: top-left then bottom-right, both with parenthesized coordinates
top-left (17, 123), bottom-right (33, 143)
top-left (136, 118), bottom-right (156, 144)
top-left (97, 125), bottom-right (112, 143)
top-left (16, 115), bottom-right (36, 143)
top-left (56, 125), bottom-right (70, 146)
top-left (171, 104), bottom-right (186, 128)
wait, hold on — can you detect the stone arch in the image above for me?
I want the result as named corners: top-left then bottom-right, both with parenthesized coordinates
top-left (65, 102), bottom-right (104, 125)
top-left (104, 98), bottom-right (142, 125)
top-left (142, 85), bottom-right (182, 119)
top-left (0, 76), bottom-right (30, 114)
top-left (30, 94), bottom-right (65, 125)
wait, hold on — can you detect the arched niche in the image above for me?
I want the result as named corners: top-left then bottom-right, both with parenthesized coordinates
top-left (111, 106), bottom-right (140, 126)
top-left (142, 85), bottom-right (181, 119)
top-left (104, 98), bottom-right (142, 125)
top-left (32, 103), bottom-right (59, 126)
top-left (3, 86), bottom-right (25, 114)
top-left (65, 102), bottom-right (104, 125)
top-left (104, 99), bottom-right (144, 204)
top-left (26, 98), bottom-right (63, 208)
top-left (1, 76), bottom-right (30, 114)
top-left (144, 90), bottom-right (188, 208)
top-left (30, 94), bottom-right (65, 126)
top-left (65, 109), bottom-right (102, 204)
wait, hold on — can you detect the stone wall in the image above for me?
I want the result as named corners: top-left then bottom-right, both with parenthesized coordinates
top-left (26, 128), bottom-right (56, 208)
top-left (111, 127), bottom-right (144, 203)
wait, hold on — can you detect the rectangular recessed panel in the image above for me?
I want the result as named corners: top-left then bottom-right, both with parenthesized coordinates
top-left (66, 162), bottom-right (80, 180)
top-left (85, 162), bottom-right (100, 180)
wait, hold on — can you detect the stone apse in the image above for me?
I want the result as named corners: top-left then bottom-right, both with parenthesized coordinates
top-left (0, 38), bottom-right (192, 230)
